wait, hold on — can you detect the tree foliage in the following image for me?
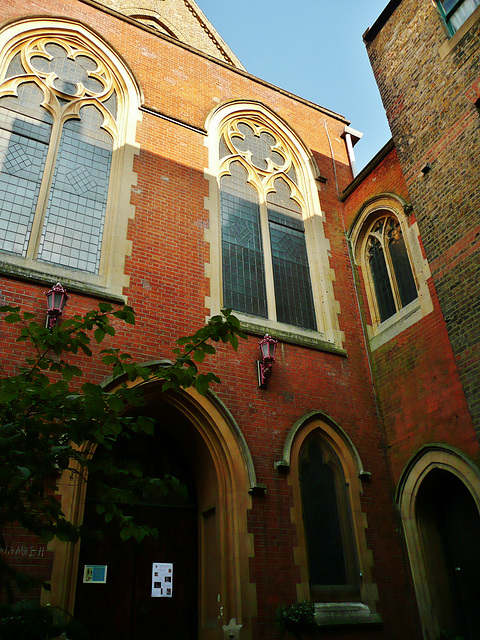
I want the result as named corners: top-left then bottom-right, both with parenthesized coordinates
top-left (0, 302), bottom-right (246, 601)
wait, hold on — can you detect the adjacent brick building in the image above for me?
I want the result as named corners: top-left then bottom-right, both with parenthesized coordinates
top-left (0, 1), bottom-right (479, 640)
top-left (342, 2), bottom-right (480, 639)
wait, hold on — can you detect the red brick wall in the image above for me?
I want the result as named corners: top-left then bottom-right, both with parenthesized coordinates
top-left (343, 145), bottom-right (478, 483)
top-left (0, 2), bottom-right (422, 638)
top-left (365, 0), bottom-right (480, 437)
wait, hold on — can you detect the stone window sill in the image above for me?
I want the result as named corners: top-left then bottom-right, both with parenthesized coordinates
top-left (439, 5), bottom-right (480, 59)
top-left (0, 258), bottom-right (125, 304)
top-left (315, 602), bottom-right (382, 627)
top-left (237, 313), bottom-right (346, 356)
top-left (368, 298), bottom-right (421, 351)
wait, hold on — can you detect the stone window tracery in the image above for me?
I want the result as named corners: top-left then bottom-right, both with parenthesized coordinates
top-left (365, 216), bottom-right (417, 323)
top-left (218, 117), bottom-right (317, 331)
top-left (0, 34), bottom-right (120, 274)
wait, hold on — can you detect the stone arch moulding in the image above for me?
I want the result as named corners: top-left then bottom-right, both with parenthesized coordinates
top-left (396, 444), bottom-right (480, 640)
top-left (49, 377), bottom-right (259, 640)
top-left (275, 409), bottom-right (370, 478)
top-left (120, 7), bottom-right (180, 39)
top-left (0, 17), bottom-right (143, 299)
top-left (279, 410), bottom-right (380, 625)
top-left (203, 100), bottom-right (344, 349)
top-left (348, 192), bottom-right (433, 350)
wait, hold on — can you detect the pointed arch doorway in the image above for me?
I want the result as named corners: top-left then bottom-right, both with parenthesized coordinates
top-left (74, 402), bottom-right (199, 640)
top-left (398, 447), bottom-right (480, 640)
top-left (68, 389), bottom-right (255, 640)
top-left (416, 469), bottom-right (480, 640)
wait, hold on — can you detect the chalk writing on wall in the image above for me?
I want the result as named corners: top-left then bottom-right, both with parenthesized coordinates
top-left (1, 545), bottom-right (47, 558)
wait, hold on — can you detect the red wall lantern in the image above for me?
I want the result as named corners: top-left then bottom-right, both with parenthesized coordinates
top-left (257, 334), bottom-right (278, 388)
top-left (45, 283), bottom-right (69, 330)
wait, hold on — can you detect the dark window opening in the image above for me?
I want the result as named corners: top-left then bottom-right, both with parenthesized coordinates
top-left (299, 434), bottom-right (358, 597)
top-left (366, 216), bottom-right (418, 323)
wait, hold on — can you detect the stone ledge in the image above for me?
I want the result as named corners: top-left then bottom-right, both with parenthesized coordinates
top-left (0, 260), bottom-right (125, 304)
top-left (240, 319), bottom-right (347, 356)
top-left (315, 602), bottom-right (382, 627)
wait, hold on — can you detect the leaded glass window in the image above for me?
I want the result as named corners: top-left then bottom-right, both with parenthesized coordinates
top-left (0, 36), bottom-right (119, 273)
top-left (218, 118), bottom-right (317, 330)
top-left (366, 217), bottom-right (417, 323)
top-left (221, 162), bottom-right (267, 318)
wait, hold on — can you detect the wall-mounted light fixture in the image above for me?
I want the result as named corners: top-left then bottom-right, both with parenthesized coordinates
top-left (257, 334), bottom-right (278, 388)
top-left (45, 283), bottom-right (69, 330)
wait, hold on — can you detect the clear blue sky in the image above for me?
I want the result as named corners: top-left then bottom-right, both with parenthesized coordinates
top-left (196, 0), bottom-right (392, 171)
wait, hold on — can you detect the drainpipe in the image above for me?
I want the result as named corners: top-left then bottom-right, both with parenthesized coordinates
top-left (341, 126), bottom-right (363, 178)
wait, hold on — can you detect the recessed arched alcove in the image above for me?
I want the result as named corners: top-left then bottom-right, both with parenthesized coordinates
top-left (397, 445), bottom-right (480, 640)
top-left (50, 381), bottom-right (258, 640)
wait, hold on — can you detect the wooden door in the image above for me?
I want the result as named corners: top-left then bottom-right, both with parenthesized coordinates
top-left (74, 430), bottom-right (198, 640)
top-left (417, 469), bottom-right (480, 640)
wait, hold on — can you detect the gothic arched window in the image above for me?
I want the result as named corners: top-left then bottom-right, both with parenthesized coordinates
top-left (0, 37), bottom-right (119, 273)
top-left (0, 21), bottom-right (140, 295)
top-left (219, 118), bottom-right (317, 331)
top-left (366, 216), bottom-right (417, 323)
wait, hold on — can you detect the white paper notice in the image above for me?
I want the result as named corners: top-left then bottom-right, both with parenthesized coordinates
top-left (151, 562), bottom-right (173, 597)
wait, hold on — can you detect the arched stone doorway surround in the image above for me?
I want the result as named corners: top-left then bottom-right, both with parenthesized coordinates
top-left (48, 376), bottom-right (260, 639)
top-left (276, 410), bottom-right (381, 625)
top-left (396, 444), bottom-right (480, 640)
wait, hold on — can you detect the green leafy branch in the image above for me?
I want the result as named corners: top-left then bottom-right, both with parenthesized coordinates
top-left (0, 302), bottom-right (246, 598)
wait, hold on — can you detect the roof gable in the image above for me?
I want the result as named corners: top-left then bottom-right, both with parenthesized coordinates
top-left (99, 0), bottom-right (245, 68)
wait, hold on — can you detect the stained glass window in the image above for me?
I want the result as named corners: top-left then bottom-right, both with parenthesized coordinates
top-left (268, 179), bottom-right (316, 329)
top-left (221, 163), bottom-right (267, 318)
top-left (0, 85), bottom-right (52, 256)
top-left (219, 118), bottom-right (317, 330)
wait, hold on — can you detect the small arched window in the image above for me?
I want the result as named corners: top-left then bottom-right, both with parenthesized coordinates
top-left (299, 433), bottom-right (359, 597)
top-left (365, 216), bottom-right (417, 323)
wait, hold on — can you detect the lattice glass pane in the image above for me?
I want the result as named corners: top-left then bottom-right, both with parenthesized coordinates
top-left (38, 105), bottom-right (112, 273)
top-left (219, 136), bottom-right (229, 160)
top-left (388, 223), bottom-right (417, 308)
top-left (368, 236), bottom-right (396, 322)
top-left (0, 84), bottom-right (52, 256)
top-left (268, 177), bottom-right (301, 215)
top-left (103, 91), bottom-right (117, 118)
top-left (5, 53), bottom-right (25, 79)
top-left (221, 162), bottom-right (267, 317)
top-left (31, 44), bottom-right (104, 95)
top-left (231, 123), bottom-right (282, 170)
top-left (0, 83), bottom-right (52, 127)
top-left (286, 165), bottom-right (298, 184)
top-left (267, 180), bottom-right (316, 330)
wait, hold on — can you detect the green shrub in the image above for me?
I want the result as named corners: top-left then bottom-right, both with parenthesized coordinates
top-left (276, 601), bottom-right (316, 638)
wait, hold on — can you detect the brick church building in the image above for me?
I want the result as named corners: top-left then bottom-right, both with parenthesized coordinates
top-left (0, 1), bottom-right (478, 639)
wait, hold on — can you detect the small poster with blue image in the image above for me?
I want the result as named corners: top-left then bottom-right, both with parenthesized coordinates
top-left (83, 565), bottom-right (108, 583)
